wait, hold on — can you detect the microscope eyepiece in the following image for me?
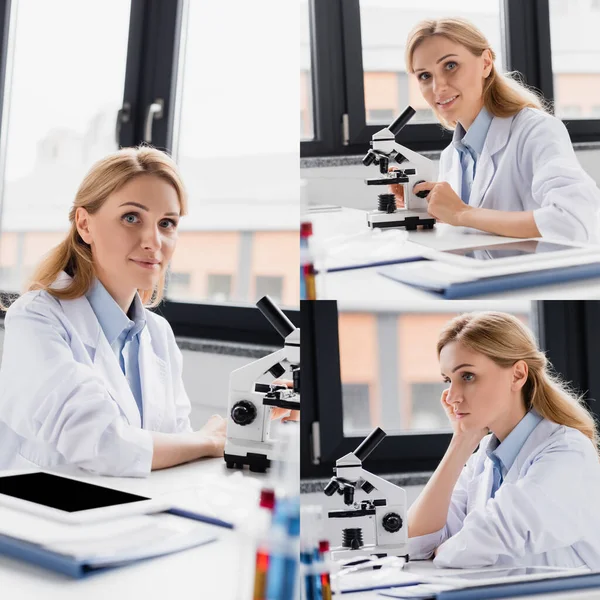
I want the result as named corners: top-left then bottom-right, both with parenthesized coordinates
top-left (257, 296), bottom-right (295, 339)
top-left (354, 427), bottom-right (387, 462)
top-left (388, 106), bottom-right (416, 137)
top-left (324, 478), bottom-right (340, 496)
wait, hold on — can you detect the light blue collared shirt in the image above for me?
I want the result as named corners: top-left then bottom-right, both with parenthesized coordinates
top-left (86, 279), bottom-right (146, 424)
top-left (452, 106), bottom-right (494, 204)
top-left (486, 409), bottom-right (543, 498)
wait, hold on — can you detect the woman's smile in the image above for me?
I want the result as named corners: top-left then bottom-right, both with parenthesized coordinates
top-left (130, 258), bottom-right (161, 270)
top-left (437, 94), bottom-right (460, 111)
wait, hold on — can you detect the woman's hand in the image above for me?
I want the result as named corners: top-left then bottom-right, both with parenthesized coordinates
top-left (195, 414), bottom-right (227, 457)
top-left (440, 389), bottom-right (488, 447)
top-left (270, 379), bottom-right (299, 422)
top-left (413, 181), bottom-right (472, 226)
top-left (387, 167), bottom-right (405, 208)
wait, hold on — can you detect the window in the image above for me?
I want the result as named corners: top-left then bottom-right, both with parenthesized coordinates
top-left (255, 275), bottom-right (284, 305)
top-left (207, 274), bottom-right (232, 304)
top-left (366, 108), bottom-right (395, 125)
top-left (0, 1), bottom-right (300, 344)
top-left (550, 0), bottom-right (600, 120)
top-left (338, 307), bottom-right (532, 437)
top-left (301, 0), bottom-right (314, 140)
top-left (342, 383), bottom-right (370, 433)
top-left (172, 0), bottom-right (298, 309)
top-left (302, 0), bottom-right (600, 156)
top-left (0, 0), bottom-right (131, 293)
top-left (302, 0), bottom-right (506, 156)
top-left (166, 271), bottom-right (191, 299)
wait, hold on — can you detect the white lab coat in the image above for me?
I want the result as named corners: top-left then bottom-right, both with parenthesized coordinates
top-left (438, 107), bottom-right (600, 243)
top-left (0, 272), bottom-right (193, 477)
top-left (409, 418), bottom-right (600, 569)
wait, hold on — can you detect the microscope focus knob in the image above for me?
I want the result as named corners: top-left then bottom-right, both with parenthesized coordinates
top-left (382, 512), bottom-right (403, 533)
top-left (231, 400), bottom-right (257, 426)
top-left (413, 180), bottom-right (430, 199)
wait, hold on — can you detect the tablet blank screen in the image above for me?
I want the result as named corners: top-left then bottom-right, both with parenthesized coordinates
top-left (0, 472), bottom-right (149, 513)
top-left (444, 241), bottom-right (574, 260)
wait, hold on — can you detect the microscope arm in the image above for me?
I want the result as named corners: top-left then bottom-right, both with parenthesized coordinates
top-left (388, 140), bottom-right (437, 183)
top-left (229, 347), bottom-right (288, 393)
top-left (356, 467), bottom-right (405, 505)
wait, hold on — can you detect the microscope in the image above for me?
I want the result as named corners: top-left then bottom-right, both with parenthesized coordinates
top-left (323, 428), bottom-right (409, 562)
top-left (362, 106), bottom-right (436, 231)
top-left (224, 295), bottom-right (300, 473)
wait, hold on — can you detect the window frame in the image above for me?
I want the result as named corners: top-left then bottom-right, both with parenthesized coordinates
top-left (300, 300), bottom-right (598, 480)
top-left (0, 0), bottom-right (298, 346)
top-left (301, 0), bottom-right (600, 158)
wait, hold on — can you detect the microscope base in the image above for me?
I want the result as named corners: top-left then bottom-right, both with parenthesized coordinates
top-left (224, 451), bottom-right (270, 473)
top-left (367, 211), bottom-right (435, 231)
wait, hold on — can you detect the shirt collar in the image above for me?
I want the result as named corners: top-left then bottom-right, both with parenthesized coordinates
top-left (452, 106), bottom-right (493, 158)
top-left (486, 409), bottom-right (543, 474)
top-left (86, 279), bottom-right (146, 345)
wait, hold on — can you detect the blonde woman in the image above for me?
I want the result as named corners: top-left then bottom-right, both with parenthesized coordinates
top-left (0, 147), bottom-right (227, 477)
top-left (408, 312), bottom-right (600, 569)
top-left (393, 18), bottom-right (600, 242)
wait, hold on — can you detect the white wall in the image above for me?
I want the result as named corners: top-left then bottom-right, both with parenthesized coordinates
top-left (301, 148), bottom-right (600, 210)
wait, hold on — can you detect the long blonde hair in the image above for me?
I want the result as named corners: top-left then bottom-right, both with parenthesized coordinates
top-left (405, 18), bottom-right (550, 130)
top-left (437, 312), bottom-right (599, 452)
top-left (25, 146), bottom-right (187, 308)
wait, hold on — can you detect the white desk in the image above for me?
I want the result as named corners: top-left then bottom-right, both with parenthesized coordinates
top-left (0, 459), bottom-right (266, 599)
top-left (341, 560), bottom-right (600, 599)
top-left (308, 207), bottom-right (600, 309)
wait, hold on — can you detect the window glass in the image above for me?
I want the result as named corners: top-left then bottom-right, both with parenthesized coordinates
top-left (0, 0), bottom-right (131, 292)
top-left (338, 302), bottom-right (533, 437)
top-left (300, 0), bottom-right (314, 140)
top-left (173, 0), bottom-right (299, 308)
top-left (358, 0), bottom-right (504, 125)
top-left (549, 0), bottom-right (600, 119)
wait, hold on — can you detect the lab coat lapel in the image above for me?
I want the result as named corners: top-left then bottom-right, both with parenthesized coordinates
top-left (60, 293), bottom-right (142, 427)
top-left (469, 114), bottom-right (516, 208)
top-left (510, 418), bottom-right (556, 477)
top-left (468, 460), bottom-right (494, 511)
top-left (447, 150), bottom-right (462, 197)
top-left (92, 332), bottom-right (142, 428)
top-left (138, 327), bottom-right (168, 431)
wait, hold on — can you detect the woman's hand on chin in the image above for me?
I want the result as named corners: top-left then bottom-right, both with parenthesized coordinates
top-left (440, 388), bottom-right (488, 447)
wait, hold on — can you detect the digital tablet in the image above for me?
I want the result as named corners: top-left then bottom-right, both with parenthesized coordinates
top-left (427, 240), bottom-right (594, 269)
top-left (0, 472), bottom-right (171, 524)
top-left (421, 565), bottom-right (582, 587)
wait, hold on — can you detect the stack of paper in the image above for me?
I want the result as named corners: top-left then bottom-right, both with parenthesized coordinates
top-left (0, 504), bottom-right (217, 577)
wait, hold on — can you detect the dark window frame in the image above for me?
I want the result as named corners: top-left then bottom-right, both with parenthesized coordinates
top-left (301, 0), bottom-right (600, 158)
top-left (300, 300), bottom-right (598, 480)
top-left (0, 0), bottom-right (297, 346)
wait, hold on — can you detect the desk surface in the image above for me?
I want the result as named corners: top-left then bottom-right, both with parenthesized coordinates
top-left (0, 459), bottom-right (266, 600)
top-left (342, 561), bottom-right (600, 599)
top-left (308, 207), bottom-right (600, 309)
